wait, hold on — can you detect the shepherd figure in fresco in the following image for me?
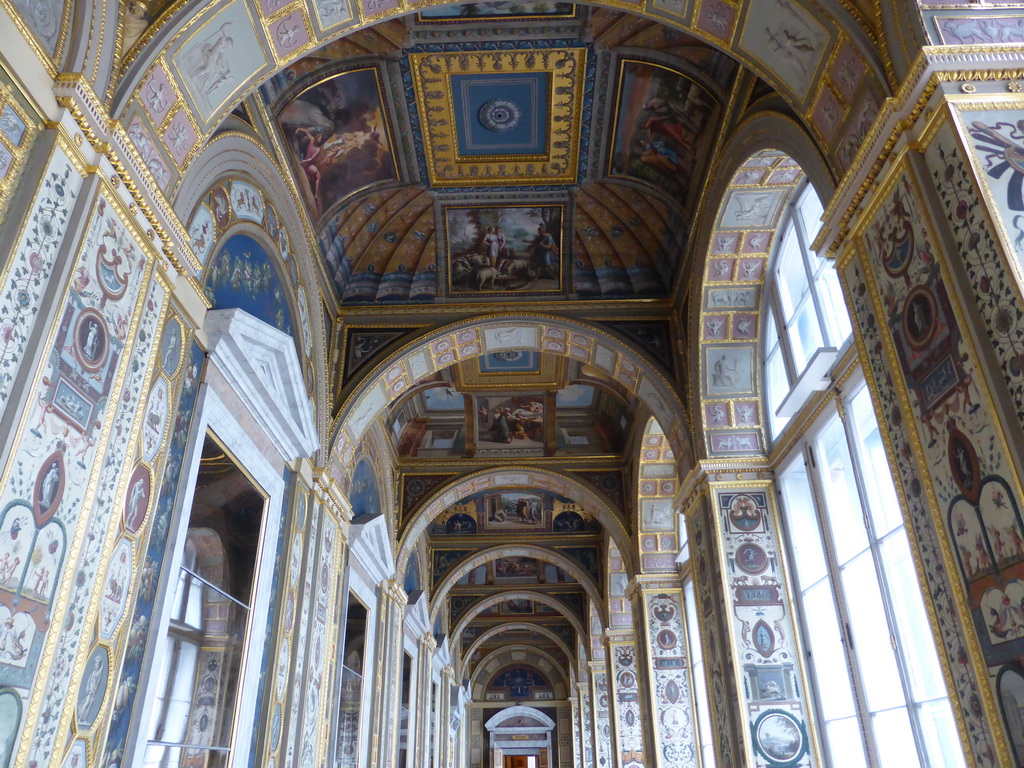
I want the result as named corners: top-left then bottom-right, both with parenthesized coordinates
top-left (528, 223), bottom-right (559, 280)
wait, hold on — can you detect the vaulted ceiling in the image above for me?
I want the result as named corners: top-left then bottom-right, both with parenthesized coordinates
top-left (259, 4), bottom-right (739, 306)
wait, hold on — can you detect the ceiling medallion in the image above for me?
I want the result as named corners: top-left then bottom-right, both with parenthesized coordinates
top-left (479, 99), bottom-right (522, 132)
top-left (410, 48), bottom-right (586, 187)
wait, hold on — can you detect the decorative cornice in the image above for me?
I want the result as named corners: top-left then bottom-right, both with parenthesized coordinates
top-left (817, 45), bottom-right (1024, 261)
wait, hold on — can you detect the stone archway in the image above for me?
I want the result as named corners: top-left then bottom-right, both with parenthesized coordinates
top-left (329, 314), bottom-right (693, 484)
top-left (484, 705), bottom-right (557, 768)
top-left (396, 466), bottom-right (633, 577)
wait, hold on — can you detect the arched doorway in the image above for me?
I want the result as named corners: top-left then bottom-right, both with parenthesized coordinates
top-left (485, 705), bottom-right (557, 768)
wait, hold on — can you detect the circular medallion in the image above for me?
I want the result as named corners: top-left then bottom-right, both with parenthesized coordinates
top-left (755, 710), bottom-right (805, 763)
top-left (903, 286), bottom-right (938, 350)
top-left (736, 542), bottom-right (769, 574)
top-left (479, 99), bottom-right (522, 132)
top-left (74, 309), bottom-right (109, 373)
top-left (948, 424), bottom-right (981, 505)
top-left (656, 628), bottom-right (677, 649)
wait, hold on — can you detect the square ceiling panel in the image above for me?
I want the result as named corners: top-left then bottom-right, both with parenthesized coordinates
top-left (450, 74), bottom-right (549, 157)
top-left (410, 49), bottom-right (586, 187)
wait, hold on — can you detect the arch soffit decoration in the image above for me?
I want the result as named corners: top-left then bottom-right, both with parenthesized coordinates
top-left (178, 137), bottom-right (329, 438)
top-left (450, 590), bottom-right (588, 651)
top-left (112, 0), bottom-right (890, 184)
top-left (329, 314), bottom-right (693, 484)
top-left (430, 544), bottom-right (604, 624)
top-left (470, 643), bottom-right (572, 695)
top-left (396, 465), bottom-right (632, 576)
top-left (485, 705), bottom-right (557, 731)
top-left (464, 626), bottom-right (576, 677)
top-left (690, 112), bottom-right (833, 460)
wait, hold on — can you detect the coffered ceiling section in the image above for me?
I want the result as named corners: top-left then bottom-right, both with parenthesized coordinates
top-left (263, 4), bottom-right (737, 305)
top-left (411, 48), bottom-right (586, 187)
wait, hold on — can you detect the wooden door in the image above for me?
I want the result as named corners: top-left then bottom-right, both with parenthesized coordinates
top-left (504, 756), bottom-right (529, 768)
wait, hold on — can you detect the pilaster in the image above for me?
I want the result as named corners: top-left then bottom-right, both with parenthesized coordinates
top-left (416, 632), bottom-right (438, 766)
top-left (369, 578), bottom-right (408, 768)
top-left (588, 659), bottom-right (613, 768)
top-left (605, 627), bottom-right (647, 768)
top-left (632, 574), bottom-right (697, 768)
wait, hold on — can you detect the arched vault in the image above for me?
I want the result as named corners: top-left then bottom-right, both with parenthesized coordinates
top-left (430, 544), bottom-right (604, 625)
top-left (397, 466), bottom-right (632, 577)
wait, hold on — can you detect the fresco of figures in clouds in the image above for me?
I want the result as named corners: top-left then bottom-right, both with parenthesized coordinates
top-left (278, 68), bottom-right (397, 221)
top-left (609, 60), bottom-right (718, 204)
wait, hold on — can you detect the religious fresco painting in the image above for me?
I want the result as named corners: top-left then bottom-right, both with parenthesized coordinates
top-left (431, 489), bottom-right (599, 535)
top-left (278, 68), bottom-right (397, 221)
top-left (476, 394), bottom-right (545, 453)
top-left (445, 205), bottom-right (563, 296)
top-left (609, 61), bottom-right (717, 205)
top-left (203, 233), bottom-right (293, 335)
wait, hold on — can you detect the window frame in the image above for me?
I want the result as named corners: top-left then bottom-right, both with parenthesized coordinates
top-left (132, 411), bottom-right (284, 768)
top-left (762, 181), bottom-right (851, 441)
top-left (776, 374), bottom-right (963, 768)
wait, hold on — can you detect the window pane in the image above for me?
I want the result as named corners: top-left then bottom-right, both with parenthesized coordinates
top-left (798, 185), bottom-right (825, 244)
top-left (163, 639), bottom-right (200, 744)
top-left (685, 580), bottom-right (716, 768)
top-left (880, 530), bottom-right (945, 701)
top-left (776, 226), bottom-right (810, 320)
top-left (824, 717), bottom-right (868, 768)
top-left (789, 301), bottom-right (824, 373)
top-left (815, 417), bottom-right (869, 564)
top-left (871, 707), bottom-right (920, 768)
top-left (841, 551), bottom-right (906, 713)
top-left (849, 386), bottom-right (902, 537)
top-left (803, 580), bottom-right (857, 721)
top-left (143, 745), bottom-right (228, 768)
top-left (916, 699), bottom-right (966, 768)
top-left (779, 462), bottom-right (827, 587)
top-left (818, 267), bottom-right (852, 345)
top-left (767, 349), bottom-right (790, 437)
top-left (765, 305), bottom-right (779, 353)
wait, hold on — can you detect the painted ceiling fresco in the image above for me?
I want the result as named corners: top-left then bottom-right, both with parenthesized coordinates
top-left (261, 4), bottom-right (738, 305)
top-left (387, 354), bottom-right (637, 458)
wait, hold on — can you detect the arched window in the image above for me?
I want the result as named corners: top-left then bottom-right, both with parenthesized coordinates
top-left (763, 182), bottom-right (851, 438)
top-left (759, 177), bottom-right (965, 767)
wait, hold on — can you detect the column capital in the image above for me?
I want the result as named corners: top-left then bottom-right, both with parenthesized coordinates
top-left (382, 578), bottom-right (409, 606)
top-left (420, 632), bottom-right (438, 652)
top-left (632, 573), bottom-right (683, 592)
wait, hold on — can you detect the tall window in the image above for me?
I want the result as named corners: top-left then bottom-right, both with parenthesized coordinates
top-left (764, 182), bottom-right (851, 438)
top-left (678, 522), bottom-right (716, 768)
top-left (778, 379), bottom-right (964, 768)
top-left (336, 594), bottom-right (368, 768)
top-left (144, 436), bottom-right (266, 768)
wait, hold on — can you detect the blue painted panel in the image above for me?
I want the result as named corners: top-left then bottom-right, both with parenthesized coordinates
top-left (204, 234), bottom-right (293, 335)
top-left (451, 73), bottom-right (549, 156)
